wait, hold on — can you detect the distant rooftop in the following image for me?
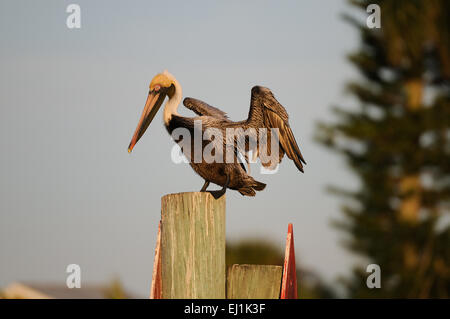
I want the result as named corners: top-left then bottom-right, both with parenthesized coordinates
top-left (1, 282), bottom-right (133, 299)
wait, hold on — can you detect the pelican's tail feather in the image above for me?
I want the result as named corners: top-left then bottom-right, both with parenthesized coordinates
top-left (238, 187), bottom-right (256, 196)
top-left (252, 180), bottom-right (266, 191)
top-left (238, 179), bottom-right (266, 196)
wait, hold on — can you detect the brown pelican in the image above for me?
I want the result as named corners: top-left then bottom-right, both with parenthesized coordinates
top-left (128, 70), bottom-right (306, 198)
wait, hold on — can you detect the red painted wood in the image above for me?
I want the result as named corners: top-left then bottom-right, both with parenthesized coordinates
top-left (280, 223), bottom-right (298, 299)
top-left (150, 221), bottom-right (162, 299)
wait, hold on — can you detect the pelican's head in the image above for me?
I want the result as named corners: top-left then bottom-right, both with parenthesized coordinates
top-left (128, 70), bottom-right (176, 153)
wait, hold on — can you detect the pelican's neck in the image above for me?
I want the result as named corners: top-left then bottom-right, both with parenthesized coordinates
top-left (163, 79), bottom-right (182, 125)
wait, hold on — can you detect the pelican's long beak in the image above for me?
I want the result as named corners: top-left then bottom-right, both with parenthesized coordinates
top-left (128, 90), bottom-right (165, 153)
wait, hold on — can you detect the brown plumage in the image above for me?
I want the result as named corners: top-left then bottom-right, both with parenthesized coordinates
top-left (128, 71), bottom-right (306, 198)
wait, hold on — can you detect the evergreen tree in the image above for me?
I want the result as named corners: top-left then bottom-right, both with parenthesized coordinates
top-left (316, 0), bottom-right (450, 298)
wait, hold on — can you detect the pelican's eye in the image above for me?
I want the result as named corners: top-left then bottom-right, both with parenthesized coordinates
top-left (154, 85), bottom-right (161, 92)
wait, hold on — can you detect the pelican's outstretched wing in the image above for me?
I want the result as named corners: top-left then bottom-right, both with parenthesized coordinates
top-left (243, 86), bottom-right (306, 172)
top-left (183, 97), bottom-right (229, 120)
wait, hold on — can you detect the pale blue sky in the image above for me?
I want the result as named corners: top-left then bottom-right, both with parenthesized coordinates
top-left (0, 0), bottom-right (365, 296)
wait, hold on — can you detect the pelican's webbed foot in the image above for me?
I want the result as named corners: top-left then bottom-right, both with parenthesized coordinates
top-left (200, 180), bottom-right (210, 192)
top-left (209, 174), bottom-right (230, 199)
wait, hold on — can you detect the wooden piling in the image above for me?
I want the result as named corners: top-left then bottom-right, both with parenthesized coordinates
top-left (150, 221), bottom-right (162, 299)
top-left (226, 264), bottom-right (283, 299)
top-left (281, 223), bottom-right (298, 299)
top-left (160, 192), bottom-right (226, 299)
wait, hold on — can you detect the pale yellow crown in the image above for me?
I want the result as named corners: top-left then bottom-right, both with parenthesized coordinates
top-left (149, 70), bottom-right (176, 91)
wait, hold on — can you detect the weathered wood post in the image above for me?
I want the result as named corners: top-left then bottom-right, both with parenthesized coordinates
top-left (150, 193), bottom-right (298, 299)
top-left (159, 192), bottom-right (226, 299)
top-left (226, 264), bottom-right (283, 299)
top-left (281, 223), bottom-right (298, 299)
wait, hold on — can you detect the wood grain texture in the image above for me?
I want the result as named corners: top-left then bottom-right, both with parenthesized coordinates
top-left (281, 223), bottom-right (298, 299)
top-left (160, 192), bottom-right (226, 299)
top-left (226, 264), bottom-right (282, 299)
top-left (150, 221), bottom-right (162, 299)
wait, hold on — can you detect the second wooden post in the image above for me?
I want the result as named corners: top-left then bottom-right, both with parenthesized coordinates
top-left (160, 192), bottom-right (226, 298)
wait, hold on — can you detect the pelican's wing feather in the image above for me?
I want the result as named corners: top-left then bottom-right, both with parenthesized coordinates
top-left (264, 106), bottom-right (306, 172)
top-left (244, 87), bottom-right (306, 172)
top-left (183, 97), bottom-right (229, 120)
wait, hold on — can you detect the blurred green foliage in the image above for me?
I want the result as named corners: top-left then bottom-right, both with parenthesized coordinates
top-left (103, 278), bottom-right (128, 299)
